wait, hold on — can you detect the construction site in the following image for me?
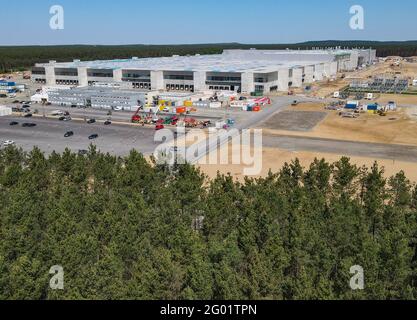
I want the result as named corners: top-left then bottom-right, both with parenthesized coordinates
top-left (2, 50), bottom-right (417, 180)
top-left (198, 58), bottom-right (417, 181)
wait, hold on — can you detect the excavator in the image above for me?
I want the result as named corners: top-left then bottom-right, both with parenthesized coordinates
top-left (131, 107), bottom-right (142, 123)
top-left (378, 109), bottom-right (387, 117)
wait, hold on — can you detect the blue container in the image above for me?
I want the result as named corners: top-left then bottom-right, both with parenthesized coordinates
top-left (367, 104), bottom-right (378, 111)
top-left (345, 104), bottom-right (357, 109)
top-left (0, 81), bottom-right (15, 86)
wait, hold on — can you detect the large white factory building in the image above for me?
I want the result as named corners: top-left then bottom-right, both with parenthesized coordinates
top-left (31, 48), bottom-right (376, 94)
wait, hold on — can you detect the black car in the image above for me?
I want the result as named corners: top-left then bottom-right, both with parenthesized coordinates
top-left (23, 113), bottom-right (33, 118)
top-left (22, 123), bottom-right (37, 128)
top-left (78, 149), bottom-right (88, 156)
top-left (64, 131), bottom-right (74, 138)
top-left (87, 119), bottom-right (96, 124)
top-left (104, 120), bottom-right (112, 125)
top-left (88, 134), bottom-right (98, 140)
top-left (9, 121), bottom-right (19, 126)
top-left (58, 116), bottom-right (66, 121)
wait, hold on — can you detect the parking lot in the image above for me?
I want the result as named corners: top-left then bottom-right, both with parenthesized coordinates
top-left (0, 116), bottom-right (162, 156)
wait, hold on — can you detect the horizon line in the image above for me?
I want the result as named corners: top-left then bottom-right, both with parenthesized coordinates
top-left (2, 40), bottom-right (417, 47)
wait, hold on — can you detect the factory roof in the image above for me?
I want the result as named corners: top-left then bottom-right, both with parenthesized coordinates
top-left (35, 49), bottom-right (347, 73)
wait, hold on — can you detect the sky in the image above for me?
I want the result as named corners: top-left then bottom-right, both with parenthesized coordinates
top-left (1, 0), bottom-right (417, 45)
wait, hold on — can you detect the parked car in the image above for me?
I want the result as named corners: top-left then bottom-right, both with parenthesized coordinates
top-left (78, 149), bottom-right (88, 156)
top-left (155, 124), bottom-right (165, 131)
top-left (64, 131), bottom-right (74, 138)
top-left (113, 106), bottom-right (123, 111)
top-left (9, 121), bottom-right (19, 126)
top-left (23, 113), bottom-right (33, 118)
top-left (88, 134), bottom-right (98, 140)
top-left (87, 119), bottom-right (96, 124)
top-left (22, 123), bottom-right (37, 127)
top-left (3, 140), bottom-right (15, 147)
top-left (51, 110), bottom-right (64, 116)
top-left (104, 120), bottom-right (112, 125)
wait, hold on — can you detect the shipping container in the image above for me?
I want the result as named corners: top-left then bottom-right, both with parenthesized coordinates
top-left (193, 101), bottom-right (210, 108)
top-left (345, 100), bottom-right (359, 110)
top-left (367, 104), bottom-right (379, 111)
top-left (0, 106), bottom-right (12, 117)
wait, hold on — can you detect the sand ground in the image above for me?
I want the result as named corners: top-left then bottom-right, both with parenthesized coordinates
top-left (198, 145), bottom-right (417, 182)
top-left (259, 101), bottom-right (417, 146)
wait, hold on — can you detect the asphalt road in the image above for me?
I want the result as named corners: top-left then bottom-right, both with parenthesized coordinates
top-left (262, 135), bottom-right (417, 163)
top-left (0, 116), bottom-right (162, 156)
top-left (5, 96), bottom-right (413, 163)
top-left (29, 104), bottom-right (224, 123)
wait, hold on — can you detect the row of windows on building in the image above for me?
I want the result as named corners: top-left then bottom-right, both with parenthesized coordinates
top-left (56, 80), bottom-right (79, 85)
top-left (208, 85), bottom-right (238, 91)
top-left (164, 75), bottom-right (194, 81)
top-left (132, 82), bottom-right (151, 89)
top-left (166, 84), bottom-right (194, 92)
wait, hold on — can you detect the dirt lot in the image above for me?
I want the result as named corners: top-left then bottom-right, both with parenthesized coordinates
top-left (198, 145), bottom-right (417, 182)
top-left (376, 93), bottom-right (417, 105)
top-left (308, 78), bottom-right (349, 98)
top-left (259, 102), bottom-right (417, 146)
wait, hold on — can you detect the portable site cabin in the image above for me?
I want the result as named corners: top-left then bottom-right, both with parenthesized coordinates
top-left (345, 100), bottom-right (359, 110)
top-left (386, 101), bottom-right (397, 111)
top-left (366, 103), bottom-right (380, 114)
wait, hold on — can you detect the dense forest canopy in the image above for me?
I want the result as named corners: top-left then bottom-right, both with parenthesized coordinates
top-left (1, 41), bottom-right (417, 73)
top-left (0, 145), bottom-right (417, 300)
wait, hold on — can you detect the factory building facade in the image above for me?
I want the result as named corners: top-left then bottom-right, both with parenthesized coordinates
top-left (32, 48), bottom-right (376, 94)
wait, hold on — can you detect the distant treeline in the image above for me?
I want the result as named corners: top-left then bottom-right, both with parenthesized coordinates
top-left (1, 41), bottom-right (417, 73)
